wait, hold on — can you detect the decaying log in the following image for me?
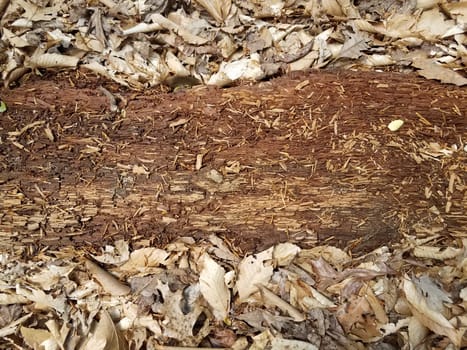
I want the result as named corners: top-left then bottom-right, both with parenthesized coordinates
top-left (0, 70), bottom-right (465, 253)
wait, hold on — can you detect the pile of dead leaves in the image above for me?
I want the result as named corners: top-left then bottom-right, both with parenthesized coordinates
top-left (0, 234), bottom-right (466, 349)
top-left (0, 0), bottom-right (466, 89)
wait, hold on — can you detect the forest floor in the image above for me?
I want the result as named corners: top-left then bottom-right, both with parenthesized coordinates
top-left (1, 0), bottom-right (467, 348)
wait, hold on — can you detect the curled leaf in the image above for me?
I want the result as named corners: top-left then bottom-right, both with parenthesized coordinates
top-left (26, 53), bottom-right (79, 69)
top-left (85, 259), bottom-right (130, 296)
top-left (235, 248), bottom-right (273, 302)
top-left (403, 277), bottom-right (463, 347)
top-left (195, 0), bottom-right (231, 23)
top-left (199, 253), bottom-right (230, 321)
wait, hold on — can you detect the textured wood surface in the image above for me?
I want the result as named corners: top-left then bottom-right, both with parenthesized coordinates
top-left (1, 70), bottom-right (465, 252)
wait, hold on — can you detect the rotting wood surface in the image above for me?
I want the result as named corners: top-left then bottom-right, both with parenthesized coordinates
top-left (0, 70), bottom-right (466, 253)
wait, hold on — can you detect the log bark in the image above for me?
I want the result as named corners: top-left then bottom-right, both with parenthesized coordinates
top-left (0, 70), bottom-right (465, 253)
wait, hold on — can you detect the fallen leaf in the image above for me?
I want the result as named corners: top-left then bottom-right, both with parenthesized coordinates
top-left (85, 259), bottom-right (130, 296)
top-left (199, 253), bottom-right (230, 321)
top-left (364, 54), bottom-right (395, 66)
top-left (413, 246), bottom-right (463, 260)
top-left (412, 275), bottom-right (452, 315)
top-left (273, 243), bottom-right (300, 266)
top-left (20, 326), bottom-right (54, 349)
top-left (408, 316), bottom-right (430, 349)
top-left (151, 13), bottom-right (209, 45)
top-left (120, 248), bottom-right (170, 271)
top-left (208, 53), bottom-right (265, 86)
top-left (26, 53), bottom-right (80, 69)
top-left (235, 248), bottom-right (273, 302)
top-left (271, 337), bottom-right (319, 350)
top-left (27, 264), bottom-right (75, 291)
top-left (416, 7), bottom-right (455, 40)
top-left (16, 285), bottom-right (66, 314)
top-left (337, 292), bottom-right (382, 341)
top-left (0, 313), bottom-right (33, 338)
top-left (336, 31), bottom-right (369, 59)
top-left (92, 240), bottom-right (130, 265)
top-left (412, 57), bottom-right (467, 86)
top-left (237, 309), bottom-right (293, 332)
top-left (209, 328), bottom-right (237, 347)
top-left (195, 0), bottom-right (231, 23)
top-left (250, 329), bottom-right (272, 350)
top-left (321, 0), bottom-right (344, 17)
top-left (82, 310), bottom-right (127, 350)
top-left (403, 277), bottom-right (463, 347)
top-left (301, 245), bottom-right (351, 268)
top-left (259, 285), bottom-right (305, 322)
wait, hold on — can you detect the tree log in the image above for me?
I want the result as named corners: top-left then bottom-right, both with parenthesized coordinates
top-left (0, 70), bottom-right (465, 253)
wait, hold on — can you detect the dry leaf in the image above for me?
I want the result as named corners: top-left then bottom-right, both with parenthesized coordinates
top-left (250, 329), bottom-right (273, 349)
top-left (208, 53), bottom-right (265, 86)
top-left (120, 248), bottom-right (170, 271)
top-left (412, 57), bottom-right (467, 86)
top-left (271, 337), bottom-right (319, 350)
top-left (122, 22), bottom-right (163, 36)
top-left (195, 0), bottom-right (231, 23)
top-left (82, 310), bottom-right (127, 350)
top-left (85, 259), bottom-right (130, 296)
top-left (199, 253), bottom-right (230, 321)
top-left (92, 240), bottom-right (130, 265)
top-left (408, 316), bottom-right (430, 349)
top-left (364, 54), bottom-right (395, 66)
top-left (27, 264), bottom-right (75, 291)
top-left (321, 0), bottom-right (344, 17)
top-left (20, 326), bottom-right (54, 349)
top-left (165, 51), bottom-right (191, 77)
top-left (337, 293), bottom-right (382, 341)
top-left (16, 285), bottom-right (66, 314)
top-left (412, 275), bottom-right (452, 314)
top-left (416, 7), bottom-right (455, 40)
top-left (235, 248), bottom-right (273, 302)
top-left (208, 234), bottom-right (239, 262)
top-left (157, 284), bottom-right (211, 343)
top-left (259, 285), bottom-right (305, 322)
top-left (290, 282), bottom-right (336, 310)
top-left (273, 243), bottom-right (300, 266)
top-left (15, 0), bottom-right (58, 22)
top-left (231, 337), bottom-right (249, 350)
top-left (336, 31), bottom-right (369, 59)
top-left (365, 286), bottom-right (389, 324)
top-left (45, 319), bottom-right (70, 349)
top-left (26, 53), bottom-right (80, 69)
top-left (301, 245), bottom-right (351, 269)
top-left (151, 13), bottom-right (209, 45)
top-left (403, 277), bottom-right (463, 347)
top-left (413, 246), bottom-right (463, 260)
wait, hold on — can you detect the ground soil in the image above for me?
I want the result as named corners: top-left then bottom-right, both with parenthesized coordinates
top-left (0, 69), bottom-right (465, 254)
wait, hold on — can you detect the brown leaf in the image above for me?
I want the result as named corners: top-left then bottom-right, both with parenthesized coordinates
top-left (85, 259), bottom-right (130, 296)
top-left (403, 277), bottom-right (463, 347)
top-left (412, 57), bottom-right (467, 86)
top-left (195, 0), bottom-right (231, 23)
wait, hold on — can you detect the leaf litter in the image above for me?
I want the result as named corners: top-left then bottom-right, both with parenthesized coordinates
top-left (0, 0), bottom-right (466, 88)
top-left (1, 232), bottom-right (466, 349)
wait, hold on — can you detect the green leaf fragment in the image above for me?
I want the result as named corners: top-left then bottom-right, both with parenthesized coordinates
top-left (0, 100), bottom-right (7, 113)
